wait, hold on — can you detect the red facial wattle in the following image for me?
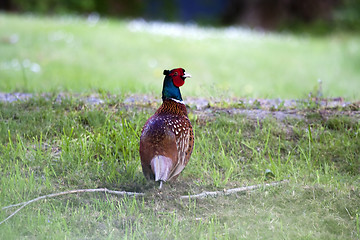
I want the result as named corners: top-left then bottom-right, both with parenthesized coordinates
top-left (169, 69), bottom-right (186, 87)
top-left (173, 76), bottom-right (185, 87)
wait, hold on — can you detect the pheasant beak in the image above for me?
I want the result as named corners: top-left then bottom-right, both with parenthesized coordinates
top-left (183, 72), bottom-right (191, 79)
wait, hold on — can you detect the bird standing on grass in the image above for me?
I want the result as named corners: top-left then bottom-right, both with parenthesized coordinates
top-left (139, 68), bottom-right (194, 189)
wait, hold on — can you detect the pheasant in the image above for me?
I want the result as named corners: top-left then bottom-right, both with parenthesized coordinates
top-left (139, 68), bottom-right (194, 189)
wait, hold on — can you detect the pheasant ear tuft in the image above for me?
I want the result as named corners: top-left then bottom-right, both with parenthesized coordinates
top-left (163, 70), bottom-right (170, 76)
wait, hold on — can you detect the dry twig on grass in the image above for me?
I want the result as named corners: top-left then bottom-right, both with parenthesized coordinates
top-left (0, 188), bottom-right (144, 225)
top-left (0, 180), bottom-right (288, 225)
top-left (180, 180), bottom-right (289, 199)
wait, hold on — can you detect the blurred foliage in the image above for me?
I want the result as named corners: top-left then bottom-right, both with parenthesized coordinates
top-left (222, 0), bottom-right (360, 33)
top-left (2, 0), bottom-right (360, 32)
top-left (8, 0), bottom-right (144, 17)
top-left (334, 0), bottom-right (360, 31)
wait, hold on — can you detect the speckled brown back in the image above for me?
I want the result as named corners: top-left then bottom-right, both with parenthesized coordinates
top-left (139, 99), bottom-right (194, 182)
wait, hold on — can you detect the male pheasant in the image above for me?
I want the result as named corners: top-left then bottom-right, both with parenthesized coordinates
top-left (139, 68), bottom-right (194, 189)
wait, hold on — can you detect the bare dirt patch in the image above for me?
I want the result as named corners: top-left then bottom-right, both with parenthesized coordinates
top-left (1, 92), bottom-right (358, 121)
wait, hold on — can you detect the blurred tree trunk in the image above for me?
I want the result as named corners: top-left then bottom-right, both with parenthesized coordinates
top-left (0, 0), bottom-right (14, 11)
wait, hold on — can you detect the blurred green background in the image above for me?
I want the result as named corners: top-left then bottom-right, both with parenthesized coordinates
top-left (1, 0), bottom-right (359, 99)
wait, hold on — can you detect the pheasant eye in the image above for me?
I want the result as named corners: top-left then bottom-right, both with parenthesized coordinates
top-left (174, 72), bottom-right (178, 76)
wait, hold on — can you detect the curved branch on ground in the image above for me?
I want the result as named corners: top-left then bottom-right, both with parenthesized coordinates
top-left (0, 180), bottom-right (288, 225)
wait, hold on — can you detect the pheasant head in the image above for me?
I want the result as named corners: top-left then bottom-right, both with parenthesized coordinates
top-left (162, 68), bottom-right (191, 102)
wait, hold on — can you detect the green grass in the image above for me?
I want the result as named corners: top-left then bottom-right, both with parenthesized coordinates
top-left (1, 13), bottom-right (360, 99)
top-left (0, 13), bottom-right (359, 239)
top-left (0, 97), bottom-right (359, 239)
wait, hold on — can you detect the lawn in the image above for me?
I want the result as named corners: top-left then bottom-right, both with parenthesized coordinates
top-left (0, 13), bottom-right (360, 99)
top-left (0, 14), bottom-right (359, 239)
top-left (0, 95), bottom-right (359, 239)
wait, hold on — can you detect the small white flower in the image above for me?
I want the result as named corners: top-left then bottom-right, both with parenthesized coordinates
top-left (30, 63), bottom-right (41, 73)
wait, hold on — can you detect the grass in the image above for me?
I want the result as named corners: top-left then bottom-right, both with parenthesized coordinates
top-left (0, 13), bottom-right (359, 239)
top-left (0, 97), bottom-right (359, 239)
top-left (0, 13), bottom-right (360, 99)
